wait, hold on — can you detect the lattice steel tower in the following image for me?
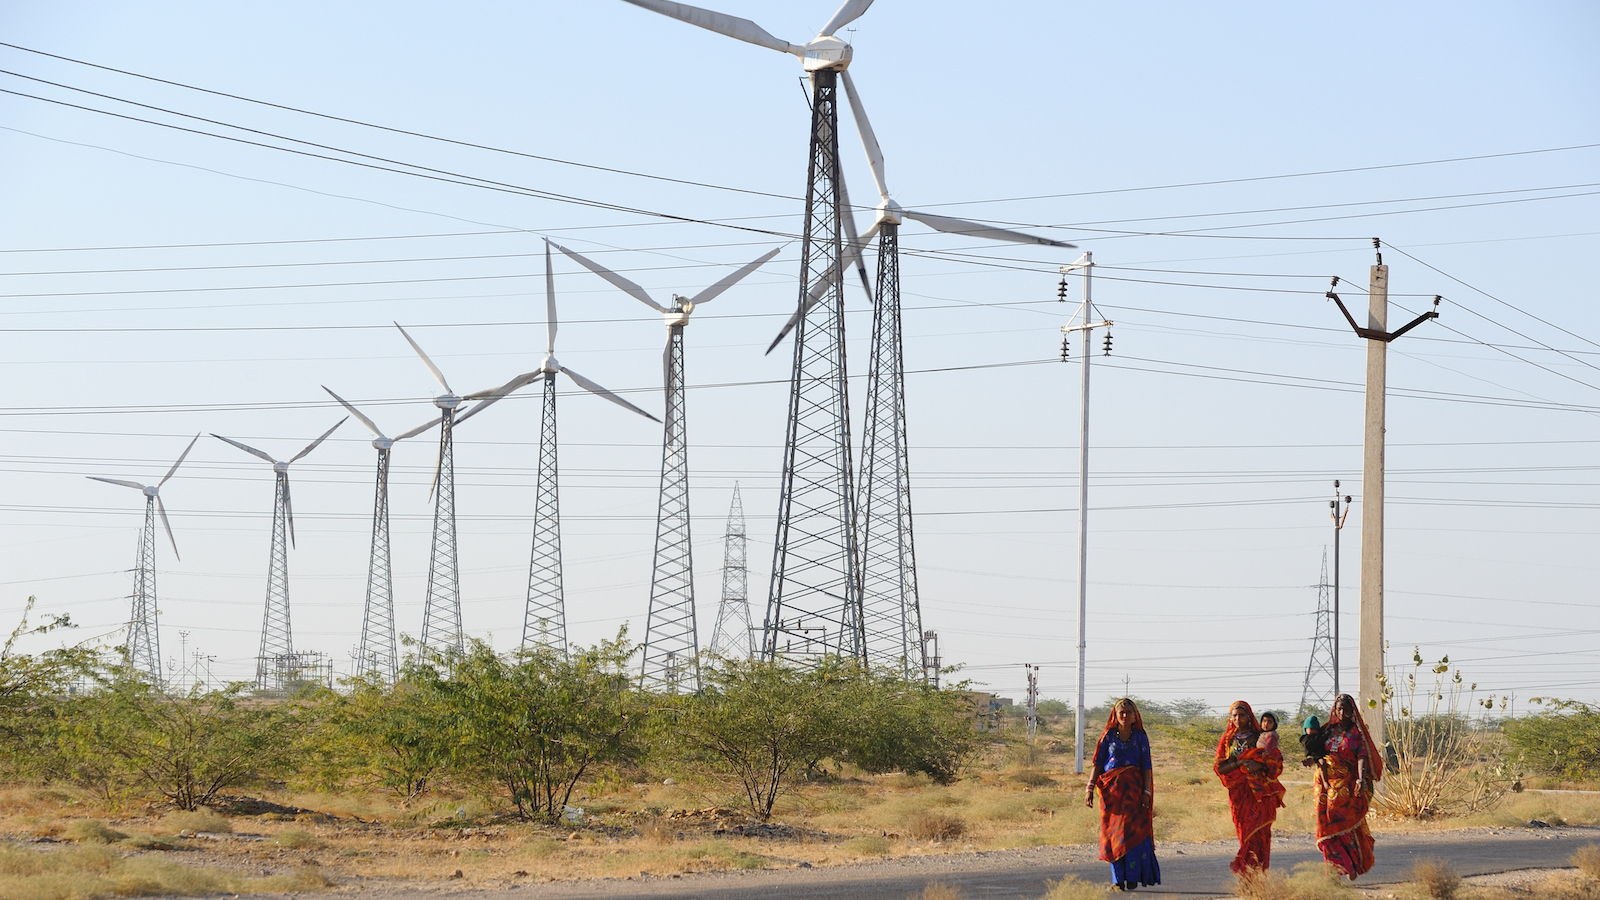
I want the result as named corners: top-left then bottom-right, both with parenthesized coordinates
top-left (709, 484), bottom-right (753, 659)
top-left (1300, 549), bottom-right (1339, 714)
top-left (396, 324), bottom-right (541, 661)
top-left (324, 388), bottom-right (440, 683)
top-left (524, 242), bottom-right (661, 653)
top-left (640, 324), bottom-right (697, 690)
top-left (552, 240), bottom-right (777, 688)
top-left (763, 66), bottom-right (864, 664)
top-left (525, 375), bottom-right (566, 652)
top-left (87, 434), bottom-right (198, 685)
top-left (856, 221), bottom-right (924, 677)
top-left (213, 421), bottom-right (344, 692)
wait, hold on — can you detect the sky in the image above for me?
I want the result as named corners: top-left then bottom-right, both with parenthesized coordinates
top-left (2, 2), bottom-right (1598, 716)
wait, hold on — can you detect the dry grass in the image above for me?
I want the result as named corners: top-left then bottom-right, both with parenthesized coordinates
top-left (1410, 860), bottom-right (1463, 900)
top-left (1234, 862), bottom-right (1357, 900)
top-left (914, 882), bottom-right (965, 900)
top-left (271, 827), bottom-right (322, 849)
top-left (161, 808), bottom-right (231, 833)
top-left (905, 810), bottom-right (967, 842)
top-left (1574, 845), bottom-right (1600, 880)
top-left (842, 835), bottom-right (892, 856)
top-left (638, 817), bottom-right (677, 846)
top-left (62, 820), bottom-right (125, 845)
top-left (1036, 875), bottom-right (1115, 899)
top-left (0, 843), bottom-right (329, 900)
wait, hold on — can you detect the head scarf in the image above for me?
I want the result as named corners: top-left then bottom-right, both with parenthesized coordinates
top-left (1328, 692), bottom-right (1383, 781)
top-left (1098, 697), bottom-right (1146, 747)
top-left (1214, 700), bottom-right (1261, 764)
top-left (1303, 715), bottom-right (1322, 731)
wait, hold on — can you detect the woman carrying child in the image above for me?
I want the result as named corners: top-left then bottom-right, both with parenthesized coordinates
top-left (1315, 694), bottom-right (1382, 879)
top-left (1085, 698), bottom-right (1161, 891)
top-left (1214, 701), bottom-right (1286, 875)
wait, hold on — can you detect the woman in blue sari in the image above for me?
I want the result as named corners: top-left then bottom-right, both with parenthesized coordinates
top-left (1085, 698), bottom-right (1161, 891)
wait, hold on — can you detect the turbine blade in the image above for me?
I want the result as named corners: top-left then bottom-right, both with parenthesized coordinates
top-left (87, 476), bottom-right (148, 491)
top-left (663, 328), bottom-right (674, 391)
top-left (839, 70), bottom-right (889, 201)
top-left (456, 371), bottom-right (543, 425)
top-left (818, 0), bottom-right (874, 37)
top-left (464, 369), bottom-right (542, 400)
top-left (767, 228), bottom-right (872, 355)
top-left (212, 433), bottom-right (276, 465)
top-left (393, 415), bottom-right (444, 442)
top-left (835, 164), bottom-right (874, 300)
top-left (394, 322), bottom-right (453, 393)
top-left (551, 241), bottom-right (668, 312)
top-left (157, 496), bottom-right (180, 562)
top-left (158, 433), bottom-right (201, 488)
top-left (901, 209), bottom-right (1077, 248)
top-left (687, 246), bottom-right (783, 306)
top-left (289, 417), bottom-right (347, 464)
top-left (322, 386), bottom-right (387, 439)
top-left (427, 435), bottom-right (444, 503)
top-left (544, 239), bottom-right (558, 355)
top-left (283, 474), bottom-right (296, 549)
top-left (620, 0), bottom-right (796, 55)
top-left (560, 366), bottom-right (661, 423)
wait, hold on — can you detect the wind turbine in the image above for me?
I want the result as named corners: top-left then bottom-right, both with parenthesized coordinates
top-left (321, 387), bottom-right (441, 684)
top-left (392, 323), bottom-right (544, 662)
top-left (525, 239), bottom-right (661, 654)
top-left (212, 419), bottom-right (346, 692)
top-left (87, 434), bottom-right (199, 684)
top-left (620, 0), bottom-right (875, 666)
top-left (822, 72), bottom-right (1077, 678)
top-left (553, 240), bottom-right (780, 690)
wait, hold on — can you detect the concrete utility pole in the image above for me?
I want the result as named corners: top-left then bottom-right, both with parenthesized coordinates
top-left (1060, 252), bottom-right (1112, 775)
top-left (1327, 242), bottom-right (1440, 747)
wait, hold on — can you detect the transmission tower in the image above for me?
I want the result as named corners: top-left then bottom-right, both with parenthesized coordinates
top-left (709, 484), bottom-right (753, 659)
top-left (1300, 548), bottom-right (1339, 714)
top-left (525, 376), bottom-right (566, 652)
top-left (763, 66), bottom-right (864, 665)
top-left (640, 323), bottom-right (698, 691)
top-left (857, 221), bottom-right (925, 677)
top-left (127, 495), bottom-right (163, 683)
top-left (359, 446), bottom-right (397, 680)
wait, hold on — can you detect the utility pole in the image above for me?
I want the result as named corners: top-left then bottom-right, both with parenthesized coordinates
top-left (1327, 241), bottom-right (1440, 746)
top-left (1330, 482), bottom-right (1352, 696)
top-left (1060, 251), bottom-right (1112, 775)
top-left (1025, 664), bottom-right (1039, 743)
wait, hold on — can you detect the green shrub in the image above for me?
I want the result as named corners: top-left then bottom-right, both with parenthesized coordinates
top-left (1504, 700), bottom-right (1600, 779)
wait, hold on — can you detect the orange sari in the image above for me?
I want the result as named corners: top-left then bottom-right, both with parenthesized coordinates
top-left (1315, 695), bottom-right (1382, 879)
top-left (1214, 701), bottom-right (1286, 875)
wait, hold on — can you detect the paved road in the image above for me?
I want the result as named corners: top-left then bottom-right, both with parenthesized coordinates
top-left (345, 826), bottom-right (1598, 900)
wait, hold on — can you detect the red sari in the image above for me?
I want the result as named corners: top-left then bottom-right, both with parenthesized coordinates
top-left (1214, 701), bottom-right (1286, 875)
top-left (1315, 695), bottom-right (1382, 879)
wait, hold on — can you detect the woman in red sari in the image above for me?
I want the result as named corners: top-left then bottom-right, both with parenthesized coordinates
top-left (1214, 700), bottom-right (1286, 875)
top-left (1085, 698), bottom-right (1160, 891)
top-left (1315, 693), bottom-right (1382, 879)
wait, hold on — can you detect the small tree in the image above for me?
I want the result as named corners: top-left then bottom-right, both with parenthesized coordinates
top-left (839, 669), bottom-right (977, 784)
top-left (1504, 698), bottom-right (1600, 778)
top-left (0, 598), bottom-right (97, 777)
top-left (678, 657), bottom-right (852, 821)
top-left (1373, 648), bottom-right (1513, 818)
top-left (57, 676), bottom-right (298, 810)
top-left (315, 668), bottom-right (451, 802)
top-left (439, 635), bottom-right (641, 821)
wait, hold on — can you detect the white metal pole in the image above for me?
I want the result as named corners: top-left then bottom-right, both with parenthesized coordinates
top-left (1075, 251), bottom-right (1093, 775)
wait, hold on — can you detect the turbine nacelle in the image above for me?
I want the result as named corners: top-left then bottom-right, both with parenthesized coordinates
top-left (540, 354), bottom-right (561, 375)
top-left (876, 196), bottom-right (904, 226)
top-left (372, 436), bottom-right (395, 451)
top-left (273, 460), bottom-right (290, 475)
top-left (799, 35), bottom-right (852, 71)
top-left (665, 296), bottom-right (693, 327)
top-left (143, 484), bottom-right (159, 498)
top-left (433, 393), bottom-right (462, 410)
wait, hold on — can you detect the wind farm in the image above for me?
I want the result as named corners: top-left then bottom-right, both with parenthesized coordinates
top-left (3, 1), bottom-right (1597, 722)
